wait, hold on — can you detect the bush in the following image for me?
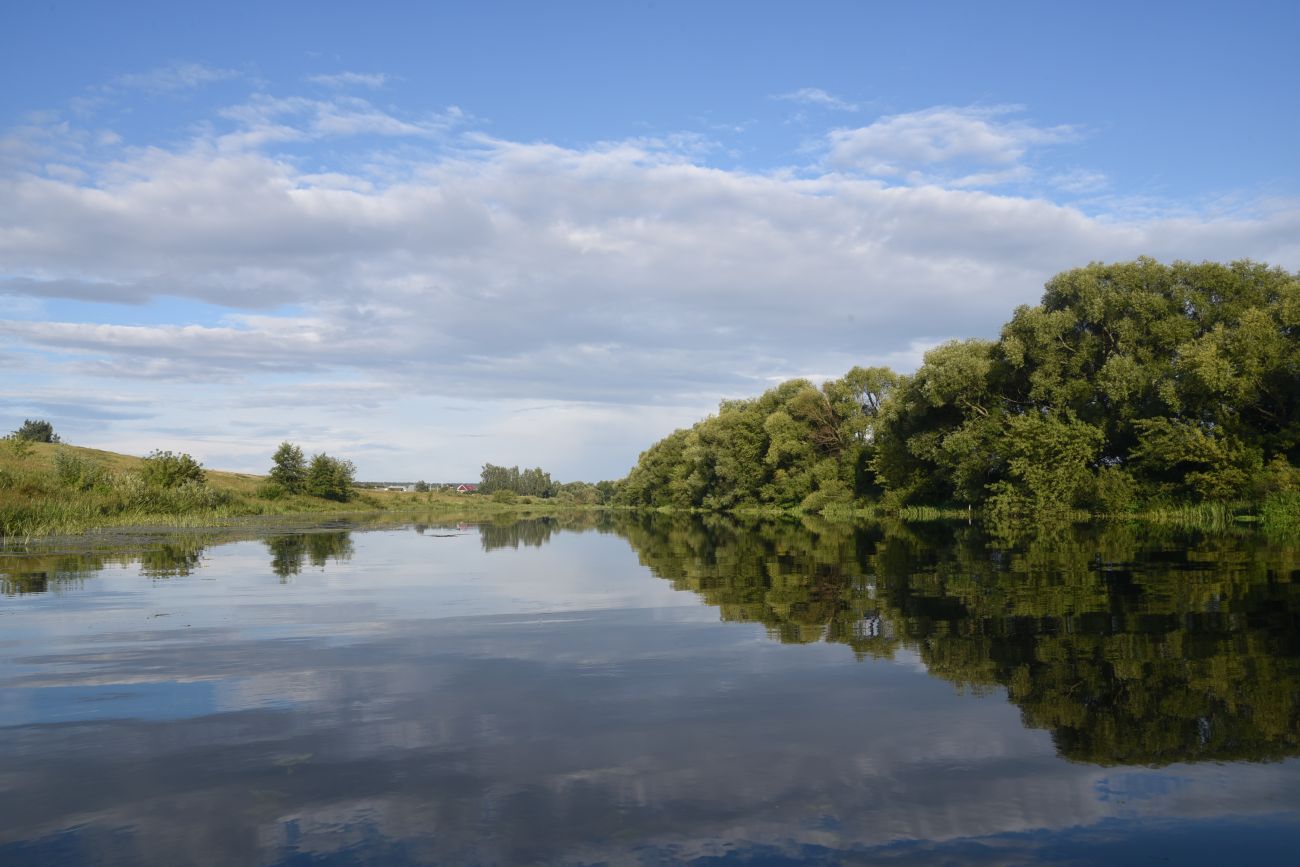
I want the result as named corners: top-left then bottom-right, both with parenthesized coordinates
top-left (108, 472), bottom-right (231, 511)
top-left (140, 450), bottom-right (207, 488)
top-left (53, 450), bottom-right (107, 491)
top-left (1261, 490), bottom-right (1300, 536)
top-left (256, 480), bottom-right (287, 500)
top-left (799, 480), bottom-right (852, 514)
top-left (13, 419), bottom-right (59, 443)
top-left (491, 489), bottom-right (518, 504)
top-left (4, 436), bottom-right (34, 462)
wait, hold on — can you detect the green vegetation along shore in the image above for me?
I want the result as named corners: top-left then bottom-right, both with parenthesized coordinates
top-left (618, 258), bottom-right (1300, 529)
top-left (0, 440), bottom-right (589, 539)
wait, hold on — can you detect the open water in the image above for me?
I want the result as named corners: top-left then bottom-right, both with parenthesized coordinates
top-left (2, 513), bottom-right (1299, 865)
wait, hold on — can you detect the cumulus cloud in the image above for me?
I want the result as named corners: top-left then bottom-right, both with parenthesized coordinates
top-left (826, 105), bottom-right (1078, 186)
top-left (2, 83), bottom-right (1298, 477)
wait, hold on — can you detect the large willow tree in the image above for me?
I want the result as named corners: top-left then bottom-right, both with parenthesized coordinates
top-left (874, 258), bottom-right (1300, 514)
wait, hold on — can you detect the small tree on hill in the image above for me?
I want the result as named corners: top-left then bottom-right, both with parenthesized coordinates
top-left (269, 442), bottom-right (307, 493)
top-left (13, 419), bottom-right (59, 443)
top-left (140, 450), bottom-right (206, 488)
top-left (306, 453), bottom-right (356, 502)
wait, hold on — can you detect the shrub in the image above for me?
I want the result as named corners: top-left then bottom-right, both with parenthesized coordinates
top-left (491, 489), bottom-right (518, 504)
top-left (53, 450), bottom-right (107, 491)
top-left (140, 450), bottom-right (207, 488)
top-left (108, 471), bottom-right (148, 502)
top-left (256, 480), bottom-right (287, 500)
top-left (4, 436), bottom-right (34, 462)
top-left (104, 471), bottom-right (229, 512)
top-left (1261, 490), bottom-right (1300, 536)
top-left (167, 480), bottom-right (231, 510)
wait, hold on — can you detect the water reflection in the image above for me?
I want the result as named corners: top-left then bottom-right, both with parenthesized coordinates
top-left (1, 535), bottom-right (212, 593)
top-left (477, 513), bottom-right (610, 551)
top-left (264, 531), bottom-right (355, 580)
top-left (2, 515), bottom-right (1300, 864)
top-left (621, 514), bottom-right (1300, 766)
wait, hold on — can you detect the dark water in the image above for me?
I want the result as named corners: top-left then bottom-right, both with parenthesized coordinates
top-left (2, 513), bottom-right (1299, 865)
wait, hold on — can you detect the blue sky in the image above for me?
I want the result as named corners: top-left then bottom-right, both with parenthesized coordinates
top-left (2, 0), bottom-right (1298, 481)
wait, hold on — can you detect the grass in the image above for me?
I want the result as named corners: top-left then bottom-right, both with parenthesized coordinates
top-left (0, 441), bottom-right (595, 540)
top-left (1115, 501), bottom-right (1242, 531)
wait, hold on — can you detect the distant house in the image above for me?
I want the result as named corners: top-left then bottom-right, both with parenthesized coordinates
top-left (455, 484), bottom-right (478, 494)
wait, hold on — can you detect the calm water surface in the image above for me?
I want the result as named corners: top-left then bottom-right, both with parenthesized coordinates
top-left (2, 514), bottom-right (1299, 865)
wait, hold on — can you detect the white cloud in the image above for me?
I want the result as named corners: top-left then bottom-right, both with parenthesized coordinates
top-left (214, 94), bottom-right (462, 150)
top-left (826, 105), bottom-right (1078, 186)
top-left (774, 88), bottom-right (859, 112)
top-left (307, 71), bottom-right (391, 89)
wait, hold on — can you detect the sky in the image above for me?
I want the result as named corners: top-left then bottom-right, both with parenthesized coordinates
top-left (2, 0), bottom-right (1298, 482)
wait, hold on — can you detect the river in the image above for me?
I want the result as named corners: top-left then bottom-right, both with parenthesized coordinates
top-left (2, 513), bottom-right (1299, 864)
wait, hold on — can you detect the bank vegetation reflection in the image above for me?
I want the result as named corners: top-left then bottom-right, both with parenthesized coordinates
top-left (4, 512), bottom-right (1299, 767)
top-left (616, 513), bottom-right (1300, 767)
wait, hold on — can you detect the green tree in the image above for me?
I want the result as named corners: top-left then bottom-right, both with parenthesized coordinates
top-left (618, 368), bottom-right (901, 512)
top-left (306, 453), bottom-right (355, 501)
top-left (13, 419), bottom-right (59, 443)
top-left (268, 442), bottom-right (307, 493)
top-left (985, 413), bottom-right (1104, 521)
top-left (993, 258), bottom-right (1299, 503)
top-left (870, 258), bottom-right (1300, 512)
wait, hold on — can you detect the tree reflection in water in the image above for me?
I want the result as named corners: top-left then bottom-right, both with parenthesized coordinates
top-left (3, 513), bottom-right (1298, 767)
top-left (264, 531), bottom-right (354, 580)
top-left (616, 513), bottom-right (1300, 766)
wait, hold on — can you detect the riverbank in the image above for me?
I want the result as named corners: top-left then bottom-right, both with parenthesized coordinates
top-left (6, 442), bottom-right (1296, 540)
top-left (0, 442), bottom-right (598, 539)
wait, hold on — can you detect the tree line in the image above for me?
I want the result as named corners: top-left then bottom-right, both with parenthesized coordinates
top-left (617, 259), bottom-right (1300, 516)
top-left (478, 462), bottom-right (620, 505)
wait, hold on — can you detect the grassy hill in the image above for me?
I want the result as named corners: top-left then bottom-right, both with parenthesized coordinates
top-left (0, 441), bottom-right (543, 539)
